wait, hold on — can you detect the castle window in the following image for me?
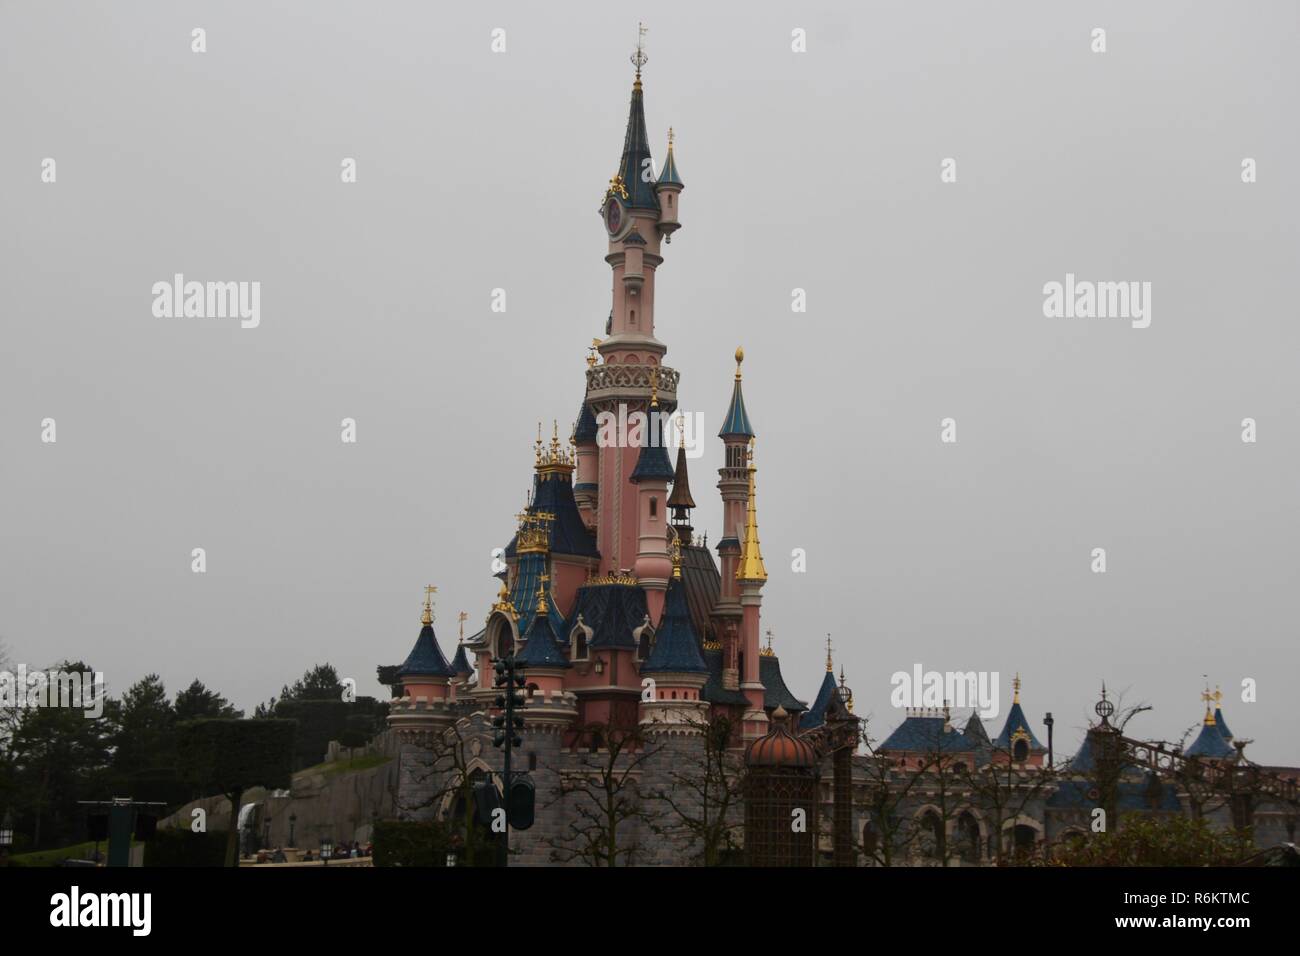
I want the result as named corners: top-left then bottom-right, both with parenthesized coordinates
top-left (649, 497), bottom-right (658, 518)
top-left (1013, 739), bottom-right (1029, 762)
top-left (572, 627), bottom-right (589, 661)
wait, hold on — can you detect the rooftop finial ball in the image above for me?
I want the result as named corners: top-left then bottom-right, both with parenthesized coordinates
top-left (735, 346), bottom-right (744, 365)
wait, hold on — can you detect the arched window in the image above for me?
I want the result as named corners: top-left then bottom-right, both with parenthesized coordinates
top-left (1013, 824), bottom-right (1037, 856)
top-left (957, 812), bottom-right (980, 863)
top-left (572, 626), bottom-right (589, 661)
top-left (1013, 739), bottom-right (1029, 762)
top-left (919, 812), bottom-right (944, 861)
top-left (637, 626), bottom-right (653, 661)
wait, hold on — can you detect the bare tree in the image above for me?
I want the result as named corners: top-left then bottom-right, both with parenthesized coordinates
top-left (645, 711), bottom-right (745, 865)
top-left (544, 722), bottom-right (660, 867)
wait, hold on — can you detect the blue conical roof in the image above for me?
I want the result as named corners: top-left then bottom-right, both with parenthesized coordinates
top-left (397, 623), bottom-right (455, 679)
top-left (1214, 707), bottom-right (1233, 741)
top-left (799, 670), bottom-right (839, 729)
top-left (518, 601), bottom-right (570, 668)
top-left (630, 415), bottom-right (675, 482)
top-left (718, 377), bottom-right (754, 438)
top-left (656, 142), bottom-right (683, 187)
top-left (573, 398), bottom-right (599, 445)
top-left (1186, 719), bottom-right (1233, 759)
top-left (612, 81), bottom-right (659, 212)
top-left (450, 643), bottom-right (474, 677)
top-left (641, 576), bottom-right (707, 674)
top-left (993, 701), bottom-right (1044, 750)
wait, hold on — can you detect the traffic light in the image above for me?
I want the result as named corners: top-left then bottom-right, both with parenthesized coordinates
top-left (491, 655), bottom-right (526, 749)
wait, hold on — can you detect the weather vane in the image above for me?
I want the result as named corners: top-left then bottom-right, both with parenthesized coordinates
top-left (631, 22), bottom-right (648, 77)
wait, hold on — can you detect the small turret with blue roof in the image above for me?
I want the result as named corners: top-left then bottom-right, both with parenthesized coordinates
top-left (518, 581), bottom-right (571, 669)
top-left (394, 586), bottom-right (457, 710)
top-left (992, 673), bottom-right (1046, 765)
top-left (1185, 685), bottom-right (1234, 760)
top-left (641, 548), bottom-right (707, 676)
top-left (719, 347), bottom-right (755, 439)
top-left (655, 127), bottom-right (684, 241)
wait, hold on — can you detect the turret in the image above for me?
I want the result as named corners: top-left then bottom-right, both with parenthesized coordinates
top-left (640, 540), bottom-right (709, 730)
top-left (572, 377), bottom-right (600, 525)
top-left (388, 587), bottom-right (458, 736)
top-left (666, 411), bottom-right (696, 542)
top-left (991, 673), bottom-right (1046, 767)
top-left (630, 384), bottom-right (675, 621)
top-left (1186, 684), bottom-right (1234, 760)
top-left (654, 128), bottom-right (684, 242)
top-left (735, 434), bottom-right (769, 740)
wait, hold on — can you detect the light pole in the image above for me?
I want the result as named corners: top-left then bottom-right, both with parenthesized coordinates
top-left (320, 837), bottom-right (333, 866)
top-left (0, 810), bottom-right (14, 865)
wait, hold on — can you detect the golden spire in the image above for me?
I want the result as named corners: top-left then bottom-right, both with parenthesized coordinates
top-left (422, 585), bottom-right (437, 626)
top-left (670, 532), bottom-right (682, 580)
top-left (1201, 683), bottom-right (1217, 725)
top-left (825, 634), bottom-right (834, 672)
top-left (734, 346), bottom-right (744, 381)
top-left (535, 422), bottom-right (543, 465)
top-left (1013, 672), bottom-right (1021, 704)
top-left (735, 437), bottom-right (767, 582)
top-left (457, 611), bottom-right (468, 643)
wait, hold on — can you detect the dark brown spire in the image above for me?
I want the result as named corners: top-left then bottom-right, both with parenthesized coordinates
top-left (667, 438), bottom-right (695, 516)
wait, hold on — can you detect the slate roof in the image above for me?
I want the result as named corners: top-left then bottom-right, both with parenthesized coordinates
top-left (679, 543), bottom-right (720, 644)
top-left (1047, 778), bottom-right (1182, 812)
top-left (993, 701), bottom-right (1045, 751)
top-left (963, 713), bottom-right (991, 747)
top-left (641, 576), bottom-right (707, 674)
top-left (1186, 720), bottom-right (1234, 759)
top-left (518, 604), bottom-right (571, 668)
top-left (1214, 707), bottom-right (1233, 741)
top-left (799, 671), bottom-right (840, 729)
top-left (718, 377), bottom-right (754, 438)
top-left (397, 623), bottom-right (455, 679)
top-left (760, 655), bottom-right (806, 713)
top-left (667, 443), bottom-right (696, 509)
top-left (613, 81), bottom-right (659, 212)
top-left (877, 715), bottom-right (978, 754)
top-left (701, 649), bottom-right (748, 706)
top-left (657, 143), bottom-right (683, 187)
top-left (450, 643), bottom-right (474, 677)
top-left (505, 551), bottom-right (568, 639)
top-left (566, 582), bottom-right (648, 650)
top-left (504, 472), bottom-right (599, 560)
top-left (630, 418), bottom-right (675, 482)
top-left (573, 398), bottom-right (599, 444)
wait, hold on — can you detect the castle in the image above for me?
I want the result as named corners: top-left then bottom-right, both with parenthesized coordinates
top-left (379, 46), bottom-right (1298, 866)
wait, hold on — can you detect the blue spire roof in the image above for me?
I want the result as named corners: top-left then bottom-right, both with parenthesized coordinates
top-left (993, 701), bottom-right (1044, 751)
top-left (397, 623), bottom-right (455, 679)
top-left (1214, 707), bottom-right (1233, 741)
top-left (573, 398), bottom-right (598, 445)
top-left (504, 551), bottom-right (568, 638)
top-left (505, 470), bottom-right (599, 560)
top-left (1186, 719), bottom-right (1234, 759)
top-left (613, 81), bottom-right (659, 212)
top-left (718, 377), bottom-right (754, 438)
top-left (656, 141), bottom-right (683, 187)
top-left (519, 600), bottom-right (570, 668)
top-left (799, 670), bottom-right (840, 729)
top-left (877, 715), bottom-right (978, 754)
top-left (630, 414), bottom-right (675, 482)
top-left (641, 576), bottom-right (707, 674)
top-left (450, 642), bottom-right (473, 677)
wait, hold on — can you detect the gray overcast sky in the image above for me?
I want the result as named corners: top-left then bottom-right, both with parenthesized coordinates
top-left (2, 1), bottom-right (1297, 763)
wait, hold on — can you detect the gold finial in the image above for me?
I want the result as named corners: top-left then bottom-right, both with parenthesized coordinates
top-left (761, 628), bottom-right (774, 657)
top-left (1214, 685), bottom-right (1223, 708)
top-left (458, 610), bottom-right (468, 643)
top-left (650, 366), bottom-right (659, 408)
top-left (1013, 672), bottom-right (1021, 704)
top-left (825, 634), bottom-right (833, 672)
top-left (1201, 682), bottom-right (1217, 724)
top-left (631, 22), bottom-right (648, 83)
top-left (550, 419), bottom-right (561, 457)
top-left (587, 341), bottom-right (599, 367)
top-left (536, 575), bottom-right (550, 615)
top-left (734, 346), bottom-right (744, 380)
top-left (668, 126), bottom-right (674, 148)
top-left (422, 585), bottom-right (437, 625)
top-left (670, 533), bottom-right (682, 579)
top-left (535, 422), bottom-right (544, 464)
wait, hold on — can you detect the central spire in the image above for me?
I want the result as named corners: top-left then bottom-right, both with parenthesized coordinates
top-left (613, 24), bottom-right (659, 212)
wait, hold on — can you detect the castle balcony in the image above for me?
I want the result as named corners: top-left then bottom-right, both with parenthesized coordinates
top-left (585, 363), bottom-right (679, 415)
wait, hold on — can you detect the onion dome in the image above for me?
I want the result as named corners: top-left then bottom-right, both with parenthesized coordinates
top-left (746, 708), bottom-right (817, 768)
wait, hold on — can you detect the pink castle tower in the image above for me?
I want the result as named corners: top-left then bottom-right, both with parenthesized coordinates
top-left (587, 38), bottom-right (682, 589)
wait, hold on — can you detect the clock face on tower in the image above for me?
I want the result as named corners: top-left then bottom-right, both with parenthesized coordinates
top-left (605, 195), bottom-right (623, 235)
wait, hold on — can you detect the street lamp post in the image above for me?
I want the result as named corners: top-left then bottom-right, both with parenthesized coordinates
top-left (288, 813), bottom-right (297, 848)
top-left (320, 837), bottom-right (333, 866)
top-left (0, 810), bottom-right (14, 864)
